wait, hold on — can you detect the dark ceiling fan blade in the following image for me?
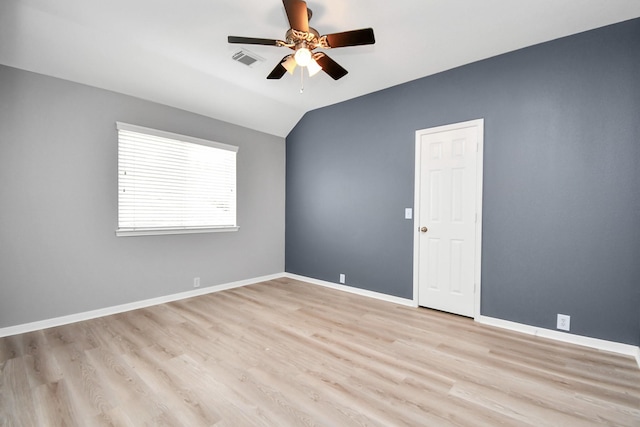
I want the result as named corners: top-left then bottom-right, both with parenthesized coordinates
top-left (267, 56), bottom-right (291, 79)
top-left (228, 36), bottom-right (281, 46)
top-left (283, 0), bottom-right (309, 32)
top-left (324, 28), bottom-right (375, 48)
top-left (314, 53), bottom-right (348, 80)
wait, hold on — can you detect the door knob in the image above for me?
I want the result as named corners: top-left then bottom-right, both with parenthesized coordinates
top-left (420, 226), bottom-right (428, 233)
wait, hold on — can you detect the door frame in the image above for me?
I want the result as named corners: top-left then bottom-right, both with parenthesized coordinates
top-left (412, 119), bottom-right (484, 320)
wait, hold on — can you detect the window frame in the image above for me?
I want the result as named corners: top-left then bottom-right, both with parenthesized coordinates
top-left (116, 122), bottom-right (239, 237)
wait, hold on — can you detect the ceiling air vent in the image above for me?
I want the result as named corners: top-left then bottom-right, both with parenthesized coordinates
top-left (232, 50), bottom-right (264, 68)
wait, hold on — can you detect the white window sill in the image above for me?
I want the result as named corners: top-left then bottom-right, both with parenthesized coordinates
top-left (116, 226), bottom-right (239, 237)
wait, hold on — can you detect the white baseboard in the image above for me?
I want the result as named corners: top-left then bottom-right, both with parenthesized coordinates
top-left (3, 272), bottom-right (638, 370)
top-left (287, 274), bottom-right (639, 369)
top-left (0, 273), bottom-right (283, 338)
top-left (283, 273), bottom-right (417, 307)
top-left (478, 315), bottom-right (640, 368)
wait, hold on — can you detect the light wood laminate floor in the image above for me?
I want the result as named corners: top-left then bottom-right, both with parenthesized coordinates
top-left (1, 278), bottom-right (639, 426)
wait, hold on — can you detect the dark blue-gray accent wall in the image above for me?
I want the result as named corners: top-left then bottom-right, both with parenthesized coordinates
top-left (285, 19), bottom-right (640, 346)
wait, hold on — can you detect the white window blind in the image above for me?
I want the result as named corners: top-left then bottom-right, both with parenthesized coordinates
top-left (117, 122), bottom-right (238, 236)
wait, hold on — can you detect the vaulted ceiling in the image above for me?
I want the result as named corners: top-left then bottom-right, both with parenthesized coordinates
top-left (2, 0), bottom-right (640, 137)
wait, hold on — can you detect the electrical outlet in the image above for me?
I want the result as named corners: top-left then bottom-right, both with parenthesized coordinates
top-left (339, 274), bottom-right (346, 284)
top-left (193, 277), bottom-right (201, 288)
top-left (557, 314), bottom-right (570, 331)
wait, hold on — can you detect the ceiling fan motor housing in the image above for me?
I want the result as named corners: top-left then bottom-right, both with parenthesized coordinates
top-left (286, 27), bottom-right (320, 48)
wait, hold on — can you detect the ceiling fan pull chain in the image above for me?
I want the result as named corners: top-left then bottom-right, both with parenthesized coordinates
top-left (300, 67), bottom-right (304, 94)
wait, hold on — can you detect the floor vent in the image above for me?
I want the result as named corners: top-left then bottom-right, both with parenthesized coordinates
top-left (232, 50), bottom-right (264, 67)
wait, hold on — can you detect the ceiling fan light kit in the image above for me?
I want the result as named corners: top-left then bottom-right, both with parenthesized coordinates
top-left (228, 0), bottom-right (375, 82)
top-left (294, 47), bottom-right (312, 67)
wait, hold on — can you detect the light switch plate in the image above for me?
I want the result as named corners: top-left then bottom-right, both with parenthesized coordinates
top-left (405, 208), bottom-right (413, 220)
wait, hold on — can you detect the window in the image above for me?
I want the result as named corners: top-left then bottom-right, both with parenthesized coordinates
top-left (116, 122), bottom-right (238, 236)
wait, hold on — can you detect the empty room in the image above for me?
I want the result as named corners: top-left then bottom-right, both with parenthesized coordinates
top-left (1, 0), bottom-right (639, 425)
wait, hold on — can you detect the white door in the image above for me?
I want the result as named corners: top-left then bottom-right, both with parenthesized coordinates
top-left (414, 119), bottom-right (483, 318)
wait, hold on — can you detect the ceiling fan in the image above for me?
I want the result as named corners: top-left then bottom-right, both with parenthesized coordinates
top-left (228, 0), bottom-right (376, 81)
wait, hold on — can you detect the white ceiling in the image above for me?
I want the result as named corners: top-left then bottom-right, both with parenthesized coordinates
top-left (2, 0), bottom-right (640, 137)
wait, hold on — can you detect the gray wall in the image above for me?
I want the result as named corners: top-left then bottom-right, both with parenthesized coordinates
top-left (0, 65), bottom-right (285, 328)
top-left (285, 19), bottom-right (640, 345)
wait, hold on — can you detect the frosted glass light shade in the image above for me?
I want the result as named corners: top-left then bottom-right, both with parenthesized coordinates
top-left (307, 58), bottom-right (322, 77)
top-left (283, 56), bottom-right (297, 74)
top-left (294, 48), bottom-right (312, 67)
